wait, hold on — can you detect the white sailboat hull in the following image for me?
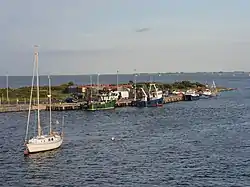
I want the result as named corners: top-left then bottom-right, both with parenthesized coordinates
top-left (26, 134), bottom-right (63, 153)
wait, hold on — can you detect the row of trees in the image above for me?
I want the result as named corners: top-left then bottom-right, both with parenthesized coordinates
top-left (129, 80), bottom-right (205, 90)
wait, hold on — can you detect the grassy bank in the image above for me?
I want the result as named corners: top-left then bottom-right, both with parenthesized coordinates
top-left (0, 82), bottom-right (71, 104)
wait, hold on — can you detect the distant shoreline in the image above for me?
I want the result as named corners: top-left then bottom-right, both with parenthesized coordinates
top-left (0, 71), bottom-right (249, 77)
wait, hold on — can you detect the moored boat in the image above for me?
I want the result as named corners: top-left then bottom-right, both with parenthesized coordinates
top-left (134, 83), bottom-right (164, 107)
top-left (200, 80), bottom-right (218, 98)
top-left (184, 90), bottom-right (200, 101)
top-left (85, 99), bottom-right (116, 111)
top-left (24, 46), bottom-right (63, 155)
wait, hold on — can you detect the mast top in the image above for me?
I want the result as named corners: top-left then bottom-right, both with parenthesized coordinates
top-left (34, 45), bottom-right (39, 54)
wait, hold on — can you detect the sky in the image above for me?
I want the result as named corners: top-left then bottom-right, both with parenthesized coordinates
top-left (0, 0), bottom-right (250, 75)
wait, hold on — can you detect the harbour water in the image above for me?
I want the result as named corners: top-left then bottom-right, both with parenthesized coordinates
top-left (1, 73), bottom-right (250, 186)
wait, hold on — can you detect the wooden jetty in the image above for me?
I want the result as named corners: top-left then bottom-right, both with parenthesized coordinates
top-left (0, 95), bottom-right (184, 113)
top-left (46, 103), bottom-right (83, 111)
top-left (163, 95), bottom-right (184, 104)
top-left (116, 99), bottom-right (133, 107)
top-left (0, 104), bottom-right (46, 113)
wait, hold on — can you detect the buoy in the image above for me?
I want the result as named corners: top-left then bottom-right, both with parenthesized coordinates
top-left (111, 137), bottom-right (115, 141)
top-left (24, 149), bottom-right (29, 155)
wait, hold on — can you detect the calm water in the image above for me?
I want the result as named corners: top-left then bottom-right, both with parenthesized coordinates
top-left (1, 74), bottom-right (250, 186)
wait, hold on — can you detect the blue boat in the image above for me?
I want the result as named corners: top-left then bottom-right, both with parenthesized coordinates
top-left (134, 83), bottom-right (164, 107)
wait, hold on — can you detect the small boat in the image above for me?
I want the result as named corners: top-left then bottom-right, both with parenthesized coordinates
top-left (172, 90), bottom-right (185, 95)
top-left (184, 89), bottom-right (200, 101)
top-left (134, 83), bottom-right (164, 107)
top-left (85, 99), bottom-right (116, 111)
top-left (200, 89), bottom-right (213, 98)
top-left (24, 46), bottom-right (63, 155)
top-left (200, 80), bottom-right (218, 98)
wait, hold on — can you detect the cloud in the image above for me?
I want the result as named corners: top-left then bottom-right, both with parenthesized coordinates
top-left (135, 27), bottom-right (151, 32)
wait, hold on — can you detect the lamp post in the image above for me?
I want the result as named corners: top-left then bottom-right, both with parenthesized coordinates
top-left (6, 73), bottom-right (9, 104)
top-left (90, 75), bottom-right (93, 99)
top-left (116, 70), bottom-right (119, 91)
top-left (134, 69), bottom-right (137, 101)
top-left (97, 73), bottom-right (100, 90)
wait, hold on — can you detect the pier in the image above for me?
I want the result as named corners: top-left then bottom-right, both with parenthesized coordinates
top-left (116, 99), bottom-right (133, 107)
top-left (45, 103), bottom-right (83, 111)
top-left (0, 104), bottom-right (46, 113)
top-left (163, 95), bottom-right (184, 104)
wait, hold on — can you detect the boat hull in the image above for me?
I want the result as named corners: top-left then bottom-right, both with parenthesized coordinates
top-left (26, 134), bottom-right (63, 153)
top-left (200, 93), bottom-right (218, 99)
top-left (184, 95), bottom-right (200, 101)
top-left (200, 94), bottom-right (212, 99)
top-left (86, 100), bottom-right (116, 111)
top-left (135, 97), bottom-right (164, 107)
top-left (86, 106), bottom-right (115, 111)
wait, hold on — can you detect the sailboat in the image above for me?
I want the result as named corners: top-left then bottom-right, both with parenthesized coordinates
top-left (24, 46), bottom-right (63, 154)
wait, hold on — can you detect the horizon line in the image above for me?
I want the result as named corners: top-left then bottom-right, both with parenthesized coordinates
top-left (0, 71), bottom-right (248, 76)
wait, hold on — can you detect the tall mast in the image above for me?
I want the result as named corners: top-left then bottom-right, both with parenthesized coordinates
top-left (35, 45), bottom-right (41, 137)
top-left (48, 75), bottom-right (52, 134)
top-left (24, 54), bottom-right (36, 142)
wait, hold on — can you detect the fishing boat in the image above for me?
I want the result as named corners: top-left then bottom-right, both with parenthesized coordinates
top-left (83, 74), bottom-right (116, 111)
top-left (24, 46), bottom-right (63, 155)
top-left (200, 89), bottom-right (213, 98)
top-left (184, 89), bottom-right (200, 101)
top-left (135, 83), bottom-right (164, 107)
top-left (86, 99), bottom-right (116, 111)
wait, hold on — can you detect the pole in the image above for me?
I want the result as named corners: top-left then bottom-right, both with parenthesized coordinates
top-left (48, 75), bottom-right (52, 134)
top-left (6, 73), bottom-right (9, 104)
top-left (97, 73), bottom-right (100, 90)
top-left (90, 75), bottom-right (92, 99)
top-left (116, 70), bottom-right (119, 91)
top-left (149, 74), bottom-right (152, 83)
top-left (34, 45), bottom-right (41, 137)
top-left (134, 69), bottom-right (137, 101)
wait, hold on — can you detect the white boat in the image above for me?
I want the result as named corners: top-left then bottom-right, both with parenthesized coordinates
top-left (201, 80), bottom-right (218, 98)
top-left (202, 89), bottom-right (213, 97)
top-left (172, 90), bottom-right (185, 95)
top-left (184, 89), bottom-right (200, 101)
top-left (24, 46), bottom-right (63, 154)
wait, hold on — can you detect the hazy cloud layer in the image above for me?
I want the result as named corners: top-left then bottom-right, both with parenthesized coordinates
top-left (0, 0), bottom-right (250, 75)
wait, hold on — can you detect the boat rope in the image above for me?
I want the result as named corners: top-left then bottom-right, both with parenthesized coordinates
top-left (24, 58), bottom-right (36, 142)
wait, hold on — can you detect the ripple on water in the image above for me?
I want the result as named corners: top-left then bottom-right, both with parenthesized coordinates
top-left (1, 89), bottom-right (250, 186)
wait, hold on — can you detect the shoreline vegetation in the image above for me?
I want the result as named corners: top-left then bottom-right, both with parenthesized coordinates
top-left (0, 81), bottom-right (233, 104)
